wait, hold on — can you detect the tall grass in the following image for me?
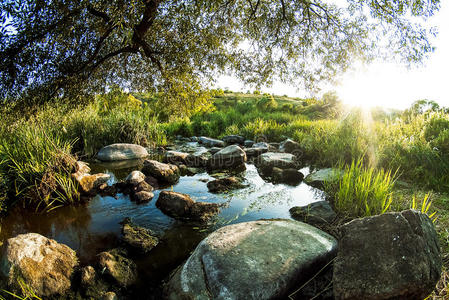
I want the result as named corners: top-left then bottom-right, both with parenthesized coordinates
top-left (325, 158), bottom-right (397, 218)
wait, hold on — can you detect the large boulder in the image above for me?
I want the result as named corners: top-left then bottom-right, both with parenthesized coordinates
top-left (97, 248), bottom-right (137, 287)
top-left (290, 201), bottom-right (337, 226)
top-left (198, 137), bottom-right (225, 147)
top-left (141, 160), bottom-right (180, 184)
top-left (121, 219), bottom-right (159, 254)
top-left (97, 143), bottom-right (148, 161)
top-left (165, 219), bottom-right (338, 300)
top-left (156, 191), bottom-right (220, 222)
top-left (304, 168), bottom-right (343, 189)
top-left (208, 145), bottom-right (247, 170)
top-left (164, 151), bottom-right (189, 165)
top-left (207, 176), bottom-right (246, 193)
top-left (222, 135), bottom-right (245, 145)
top-left (333, 210), bottom-right (441, 300)
top-left (256, 152), bottom-right (298, 175)
top-left (0, 233), bottom-right (78, 297)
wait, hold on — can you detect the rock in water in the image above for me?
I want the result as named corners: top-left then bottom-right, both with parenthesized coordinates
top-left (97, 248), bottom-right (137, 287)
top-left (222, 135), bottom-right (245, 145)
top-left (208, 145), bottom-right (247, 170)
top-left (333, 210), bottom-right (441, 300)
top-left (165, 219), bottom-right (338, 300)
top-left (207, 176), bottom-right (246, 193)
top-left (290, 201), bottom-right (337, 226)
top-left (271, 167), bottom-right (304, 185)
top-left (125, 170), bottom-right (146, 185)
top-left (97, 143), bottom-right (148, 161)
top-left (156, 191), bottom-right (220, 222)
top-left (198, 136), bottom-right (225, 147)
top-left (256, 152), bottom-right (298, 175)
top-left (304, 168), bottom-right (343, 189)
top-left (141, 160), bottom-right (180, 184)
top-left (279, 138), bottom-right (302, 154)
top-left (121, 220), bottom-right (159, 254)
top-left (76, 173), bottom-right (111, 195)
top-left (164, 151), bottom-right (189, 165)
top-left (0, 233), bottom-right (78, 297)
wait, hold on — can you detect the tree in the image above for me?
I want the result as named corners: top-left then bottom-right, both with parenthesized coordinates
top-left (0, 0), bottom-right (440, 106)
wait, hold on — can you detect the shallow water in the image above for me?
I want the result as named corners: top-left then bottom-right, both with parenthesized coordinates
top-left (0, 148), bottom-right (325, 294)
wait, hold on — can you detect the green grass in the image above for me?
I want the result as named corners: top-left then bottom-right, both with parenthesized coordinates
top-left (324, 158), bottom-right (396, 218)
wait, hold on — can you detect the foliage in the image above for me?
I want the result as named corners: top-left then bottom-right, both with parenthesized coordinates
top-left (324, 158), bottom-right (396, 218)
top-left (256, 95), bottom-right (278, 111)
top-left (0, 0), bottom-right (440, 104)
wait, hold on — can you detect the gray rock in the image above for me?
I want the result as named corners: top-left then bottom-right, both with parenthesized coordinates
top-left (279, 138), bottom-right (302, 154)
top-left (268, 142), bottom-right (280, 150)
top-left (179, 165), bottom-right (203, 176)
top-left (156, 191), bottom-right (220, 222)
top-left (244, 147), bottom-right (267, 157)
top-left (222, 135), bottom-right (245, 144)
top-left (304, 168), bottom-right (343, 189)
top-left (198, 136), bottom-right (225, 147)
top-left (97, 248), bottom-right (137, 287)
top-left (97, 143), bottom-right (148, 161)
top-left (290, 201), bottom-right (337, 225)
top-left (207, 177), bottom-right (246, 193)
top-left (121, 219), bottom-right (159, 254)
top-left (142, 160), bottom-right (180, 184)
top-left (271, 167), bottom-right (304, 185)
top-left (191, 136), bottom-right (199, 142)
top-left (333, 210), bottom-right (441, 300)
top-left (125, 170), bottom-right (146, 186)
top-left (244, 140), bottom-right (254, 147)
top-left (208, 145), bottom-right (247, 170)
top-left (132, 191), bottom-right (154, 203)
top-left (256, 152), bottom-right (298, 175)
top-left (209, 147), bottom-right (222, 155)
top-left (0, 233), bottom-right (78, 297)
top-left (185, 152), bottom-right (210, 168)
top-left (164, 151), bottom-right (189, 165)
top-left (165, 219), bottom-right (338, 300)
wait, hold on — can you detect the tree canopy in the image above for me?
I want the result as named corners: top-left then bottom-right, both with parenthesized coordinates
top-left (0, 0), bottom-right (440, 105)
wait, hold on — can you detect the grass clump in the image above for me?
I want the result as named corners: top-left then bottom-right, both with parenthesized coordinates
top-left (324, 158), bottom-right (396, 218)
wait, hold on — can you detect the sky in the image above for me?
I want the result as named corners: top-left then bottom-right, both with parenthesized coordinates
top-left (216, 1), bottom-right (449, 110)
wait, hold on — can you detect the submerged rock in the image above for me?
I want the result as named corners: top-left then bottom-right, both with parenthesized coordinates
top-left (121, 219), bottom-right (159, 254)
top-left (198, 136), bottom-right (225, 147)
top-left (97, 143), bottom-right (148, 161)
top-left (164, 150), bottom-right (189, 165)
top-left (125, 170), bottom-right (146, 185)
top-left (208, 145), bottom-right (247, 170)
top-left (165, 219), bottom-right (338, 300)
top-left (271, 167), bottom-right (304, 185)
top-left (142, 160), bottom-right (180, 184)
top-left (207, 176), bottom-right (246, 193)
top-left (156, 191), bottom-right (220, 222)
top-left (304, 168), bottom-right (343, 189)
top-left (290, 201), bottom-right (337, 226)
top-left (333, 210), bottom-right (441, 300)
top-left (97, 248), bottom-right (137, 287)
top-left (256, 152), bottom-right (298, 175)
top-left (0, 233), bottom-right (78, 297)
